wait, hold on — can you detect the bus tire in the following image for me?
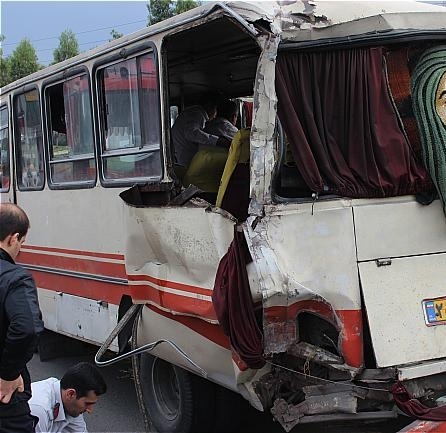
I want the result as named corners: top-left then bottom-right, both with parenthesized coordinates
top-left (138, 352), bottom-right (214, 433)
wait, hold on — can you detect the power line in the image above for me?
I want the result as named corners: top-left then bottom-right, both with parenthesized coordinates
top-left (2, 18), bottom-right (147, 47)
top-left (34, 39), bottom-right (112, 54)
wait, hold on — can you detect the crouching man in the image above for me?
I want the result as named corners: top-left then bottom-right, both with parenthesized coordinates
top-left (29, 362), bottom-right (106, 433)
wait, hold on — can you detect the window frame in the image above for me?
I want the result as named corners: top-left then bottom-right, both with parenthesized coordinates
top-left (0, 104), bottom-right (11, 193)
top-left (92, 42), bottom-right (163, 188)
top-left (42, 66), bottom-right (97, 190)
top-left (13, 85), bottom-right (45, 192)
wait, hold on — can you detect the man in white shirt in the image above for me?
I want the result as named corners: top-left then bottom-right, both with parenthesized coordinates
top-left (172, 94), bottom-right (231, 168)
top-left (29, 362), bottom-right (106, 433)
top-left (204, 99), bottom-right (239, 142)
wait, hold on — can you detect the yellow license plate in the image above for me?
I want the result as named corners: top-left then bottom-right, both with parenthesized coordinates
top-left (422, 297), bottom-right (446, 326)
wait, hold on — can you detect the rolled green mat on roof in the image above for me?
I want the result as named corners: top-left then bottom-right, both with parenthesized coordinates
top-left (411, 45), bottom-right (446, 214)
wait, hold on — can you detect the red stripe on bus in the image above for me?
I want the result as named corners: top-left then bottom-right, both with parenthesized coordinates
top-left (146, 304), bottom-right (229, 349)
top-left (32, 271), bottom-right (217, 321)
top-left (397, 420), bottom-right (446, 433)
top-left (18, 250), bottom-right (127, 279)
top-left (130, 281), bottom-right (217, 320)
top-left (128, 273), bottom-right (212, 296)
top-left (32, 271), bottom-right (128, 305)
top-left (19, 245), bottom-right (124, 260)
top-left (264, 302), bottom-right (363, 368)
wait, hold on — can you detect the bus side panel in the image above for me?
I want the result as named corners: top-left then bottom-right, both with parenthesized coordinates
top-left (16, 188), bottom-right (129, 347)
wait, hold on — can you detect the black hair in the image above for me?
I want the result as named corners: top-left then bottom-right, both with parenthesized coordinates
top-left (61, 362), bottom-right (107, 398)
top-left (217, 99), bottom-right (239, 121)
top-left (200, 92), bottom-right (219, 112)
top-left (0, 203), bottom-right (30, 241)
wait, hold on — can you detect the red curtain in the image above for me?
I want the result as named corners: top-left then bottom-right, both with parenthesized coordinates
top-left (391, 382), bottom-right (446, 420)
top-left (276, 47), bottom-right (432, 198)
top-left (212, 229), bottom-right (264, 369)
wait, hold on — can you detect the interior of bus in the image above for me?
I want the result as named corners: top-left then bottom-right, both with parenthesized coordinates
top-left (162, 14), bottom-right (443, 217)
top-left (163, 15), bottom-right (261, 220)
top-left (9, 11), bottom-right (445, 224)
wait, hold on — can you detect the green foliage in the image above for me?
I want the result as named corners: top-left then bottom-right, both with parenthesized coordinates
top-left (8, 39), bottom-right (40, 83)
top-left (175, 0), bottom-right (200, 15)
top-left (0, 56), bottom-right (11, 88)
top-left (110, 29), bottom-right (124, 41)
top-left (53, 29), bottom-right (79, 64)
top-left (147, 0), bottom-right (200, 25)
top-left (0, 35), bottom-right (11, 87)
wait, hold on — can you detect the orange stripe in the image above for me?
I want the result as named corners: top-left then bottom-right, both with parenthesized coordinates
top-left (147, 304), bottom-right (229, 349)
top-left (20, 244), bottom-right (123, 260)
top-left (33, 271), bottom-right (217, 320)
top-left (337, 309), bottom-right (363, 368)
top-left (398, 420), bottom-right (446, 433)
top-left (130, 281), bottom-right (216, 320)
top-left (265, 302), bottom-right (363, 368)
top-left (19, 247), bottom-right (211, 296)
top-left (19, 250), bottom-right (127, 279)
top-left (128, 274), bottom-right (212, 296)
top-left (33, 271), bottom-right (127, 305)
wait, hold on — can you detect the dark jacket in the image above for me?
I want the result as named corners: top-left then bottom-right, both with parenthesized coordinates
top-left (0, 248), bottom-right (44, 417)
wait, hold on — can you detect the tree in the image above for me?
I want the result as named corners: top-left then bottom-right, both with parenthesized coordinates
top-left (147, 0), bottom-right (200, 25)
top-left (0, 35), bottom-right (11, 87)
top-left (9, 39), bottom-right (40, 82)
top-left (110, 29), bottom-right (124, 41)
top-left (175, 0), bottom-right (200, 15)
top-left (53, 29), bottom-right (79, 64)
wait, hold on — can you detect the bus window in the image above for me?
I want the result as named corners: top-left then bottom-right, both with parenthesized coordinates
top-left (97, 52), bottom-right (162, 183)
top-left (13, 89), bottom-right (44, 190)
top-left (45, 73), bottom-right (96, 186)
top-left (0, 107), bottom-right (10, 191)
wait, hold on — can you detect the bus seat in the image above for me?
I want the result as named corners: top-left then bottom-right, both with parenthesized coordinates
top-left (182, 146), bottom-right (228, 194)
top-left (216, 128), bottom-right (250, 210)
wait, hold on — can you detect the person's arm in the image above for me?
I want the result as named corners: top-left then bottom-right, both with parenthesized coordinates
top-left (0, 375), bottom-right (24, 403)
top-left (0, 273), bottom-right (44, 382)
top-left (183, 112), bottom-right (219, 147)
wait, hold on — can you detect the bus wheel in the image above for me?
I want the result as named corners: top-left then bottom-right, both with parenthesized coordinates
top-left (137, 352), bottom-right (214, 433)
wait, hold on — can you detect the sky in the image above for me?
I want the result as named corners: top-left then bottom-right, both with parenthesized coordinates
top-left (1, 1), bottom-right (149, 66)
top-left (3, 0), bottom-right (446, 67)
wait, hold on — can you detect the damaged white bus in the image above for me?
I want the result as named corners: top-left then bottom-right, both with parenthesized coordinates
top-left (2, 1), bottom-right (446, 432)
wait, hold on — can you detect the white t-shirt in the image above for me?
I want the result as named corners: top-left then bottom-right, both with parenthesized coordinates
top-left (29, 378), bottom-right (87, 433)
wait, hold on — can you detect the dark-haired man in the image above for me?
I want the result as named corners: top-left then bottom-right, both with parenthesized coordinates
top-left (172, 94), bottom-right (231, 168)
top-left (0, 203), bottom-right (44, 433)
top-left (204, 99), bottom-right (239, 142)
top-left (29, 362), bottom-right (107, 433)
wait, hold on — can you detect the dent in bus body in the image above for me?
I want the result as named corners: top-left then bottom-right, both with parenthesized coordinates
top-left (126, 34), bottom-right (446, 433)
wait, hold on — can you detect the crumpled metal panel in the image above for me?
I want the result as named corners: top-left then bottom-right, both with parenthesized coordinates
top-left (249, 31), bottom-right (280, 216)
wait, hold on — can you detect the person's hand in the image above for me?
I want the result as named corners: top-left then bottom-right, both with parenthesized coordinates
top-left (216, 136), bottom-right (231, 148)
top-left (0, 375), bottom-right (24, 404)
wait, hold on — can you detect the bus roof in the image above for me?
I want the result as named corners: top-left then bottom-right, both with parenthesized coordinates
top-left (2, 1), bottom-right (446, 93)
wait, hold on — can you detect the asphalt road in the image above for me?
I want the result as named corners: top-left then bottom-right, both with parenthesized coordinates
top-left (28, 343), bottom-right (413, 433)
